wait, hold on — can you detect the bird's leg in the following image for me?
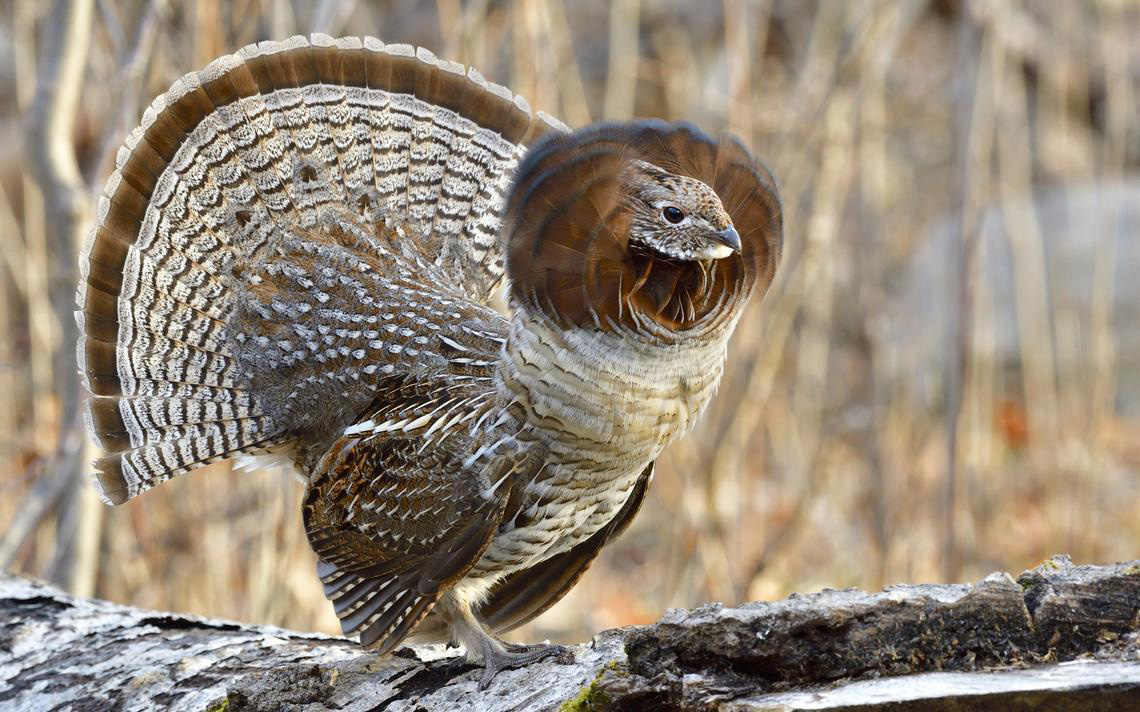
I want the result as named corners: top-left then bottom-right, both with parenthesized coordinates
top-left (476, 636), bottom-right (567, 689)
top-left (436, 588), bottom-right (569, 689)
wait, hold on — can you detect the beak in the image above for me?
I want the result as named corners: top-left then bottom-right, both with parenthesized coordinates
top-left (713, 226), bottom-right (742, 254)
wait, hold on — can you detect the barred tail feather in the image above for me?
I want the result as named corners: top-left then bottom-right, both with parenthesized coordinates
top-left (77, 34), bottom-right (566, 504)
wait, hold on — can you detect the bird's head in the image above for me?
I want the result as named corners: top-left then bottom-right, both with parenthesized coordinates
top-left (623, 159), bottom-right (742, 262)
top-left (505, 121), bottom-right (781, 336)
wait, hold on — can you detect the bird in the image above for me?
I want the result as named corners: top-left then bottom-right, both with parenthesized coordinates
top-left (76, 34), bottom-right (782, 688)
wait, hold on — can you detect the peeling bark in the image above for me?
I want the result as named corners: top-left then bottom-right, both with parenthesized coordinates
top-left (1, 556), bottom-right (1137, 711)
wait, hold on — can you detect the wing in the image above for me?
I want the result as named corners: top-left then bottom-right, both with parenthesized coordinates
top-left (478, 461), bottom-right (655, 634)
top-left (302, 375), bottom-right (523, 653)
top-left (224, 214), bottom-right (514, 471)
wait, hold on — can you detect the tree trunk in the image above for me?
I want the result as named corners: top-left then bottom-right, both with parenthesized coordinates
top-left (1, 555), bottom-right (1137, 711)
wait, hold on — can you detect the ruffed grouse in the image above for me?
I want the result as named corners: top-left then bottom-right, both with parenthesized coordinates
top-left (77, 35), bottom-right (782, 686)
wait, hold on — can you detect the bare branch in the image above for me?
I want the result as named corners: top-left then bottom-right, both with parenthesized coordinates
top-left (23, 0), bottom-right (93, 429)
top-left (23, 0), bottom-right (97, 596)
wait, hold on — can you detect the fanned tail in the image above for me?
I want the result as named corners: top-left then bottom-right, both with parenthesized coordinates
top-left (76, 34), bottom-right (568, 504)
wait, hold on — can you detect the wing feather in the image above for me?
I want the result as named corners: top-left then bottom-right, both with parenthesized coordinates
top-left (302, 379), bottom-right (514, 653)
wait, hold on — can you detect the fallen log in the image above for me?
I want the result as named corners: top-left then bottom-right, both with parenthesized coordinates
top-left (1, 555), bottom-right (1137, 710)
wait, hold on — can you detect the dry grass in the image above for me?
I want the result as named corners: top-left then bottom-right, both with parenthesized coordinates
top-left (1, 0), bottom-right (1137, 645)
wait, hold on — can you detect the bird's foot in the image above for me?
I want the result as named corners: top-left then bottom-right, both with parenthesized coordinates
top-left (500, 639), bottom-right (560, 654)
top-left (478, 638), bottom-right (570, 690)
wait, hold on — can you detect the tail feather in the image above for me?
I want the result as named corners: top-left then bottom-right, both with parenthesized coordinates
top-left (87, 395), bottom-right (260, 451)
top-left (79, 333), bottom-right (240, 392)
top-left (89, 415), bottom-right (274, 455)
top-left (93, 423), bottom-right (281, 505)
top-left (78, 34), bottom-right (568, 504)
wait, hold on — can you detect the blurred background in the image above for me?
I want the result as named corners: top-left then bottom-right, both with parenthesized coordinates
top-left (1, 0), bottom-right (1138, 645)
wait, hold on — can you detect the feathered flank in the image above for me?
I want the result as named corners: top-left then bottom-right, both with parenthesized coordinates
top-left (477, 462), bottom-right (653, 634)
top-left (504, 121), bottom-right (782, 337)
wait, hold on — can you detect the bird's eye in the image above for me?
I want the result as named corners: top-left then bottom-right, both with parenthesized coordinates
top-left (662, 206), bottom-right (685, 224)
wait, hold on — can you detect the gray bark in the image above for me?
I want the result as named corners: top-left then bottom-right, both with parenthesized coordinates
top-left (1, 555), bottom-right (1137, 711)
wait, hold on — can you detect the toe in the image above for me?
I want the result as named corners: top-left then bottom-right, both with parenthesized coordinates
top-left (477, 642), bottom-right (571, 689)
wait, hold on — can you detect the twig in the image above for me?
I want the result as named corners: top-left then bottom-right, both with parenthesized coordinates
top-left (24, 0), bottom-right (96, 593)
top-left (24, 0), bottom-right (92, 434)
top-left (0, 417), bottom-right (85, 571)
top-left (603, 0), bottom-right (641, 120)
top-left (942, 8), bottom-right (987, 584)
top-left (311, 0), bottom-right (357, 37)
top-left (89, 0), bottom-right (164, 200)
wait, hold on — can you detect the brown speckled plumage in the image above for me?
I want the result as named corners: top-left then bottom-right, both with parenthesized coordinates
top-left (76, 34), bottom-right (782, 685)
